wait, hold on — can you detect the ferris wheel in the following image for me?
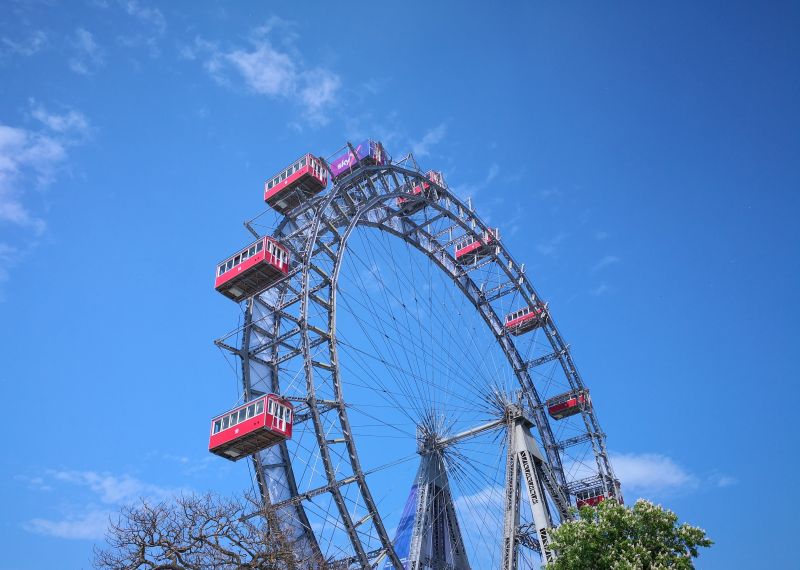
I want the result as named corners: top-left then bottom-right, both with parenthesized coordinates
top-left (210, 141), bottom-right (622, 569)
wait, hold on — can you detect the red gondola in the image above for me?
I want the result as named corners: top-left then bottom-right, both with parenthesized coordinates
top-left (504, 303), bottom-right (546, 335)
top-left (546, 390), bottom-right (590, 420)
top-left (576, 486), bottom-right (607, 508)
top-left (396, 170), bottom-right (444, 215)
top-left (264, 153), bottom-right (328, 213)
top-left (454, 228), bottom-right (499, 264)
top-left (209, 394), bottom-right (294, 461)
top-left (215, 236), bottom-right (289, 302)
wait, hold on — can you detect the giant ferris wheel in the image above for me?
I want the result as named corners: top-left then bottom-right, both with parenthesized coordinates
top-left (210, 141), bottom-right (622, 569)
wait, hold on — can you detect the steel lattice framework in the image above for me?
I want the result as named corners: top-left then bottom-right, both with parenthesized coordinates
top-left (215, 146), bottom-right (621, 569)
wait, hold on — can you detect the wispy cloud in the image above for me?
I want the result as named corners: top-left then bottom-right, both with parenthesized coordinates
top-left (116, 0), bottom-right (166, 57)
top-left (591, 254), bottom-right (621, 272)
top-left (50, 470), bottom-right (176, 504)
top-left (1, 30), bottom-right (48, 57)
top-left (595, 230), bottom-right (609, 241)
top-left (298, 68), bottom-right (341, 123)
top-left (454, 484), bottom-right (505, 567)
top-left (184, 22), bottom-right (341, 126)
top-left (22, 469), bottom-right (181, 540)
top-left (411, 123), bottom-right (447, 158)
top-left (590, 282), bottom-right (609, 296)
top-left (0, 103), bottom-right (89, 227)
top-left (486, 162), bottom-right (499, 183)
top-left (26, 510), bottom-right (113, 540)
top-left (30, 104), bottom-right (90, 135)
top-left (536, 232), bottom-right (568, 256)
top-left (452, 162), bottom-right (501, 200)
top-left (343, 111), bottom-right (405, 150)
top-left (0, 243), bottom-right (20, 296)
top-left (0, 127), bottom-right (61, 232)
top-left (68, 28), bottom-right (104, 75)
top-left (121, 0), bottom-right (166, 35)
top-left (539, 187), bottom-right (563, 199)
top-left (0, 102), bottom-right (89, 293)
top-left (710, 472), bottom-right (737, 488)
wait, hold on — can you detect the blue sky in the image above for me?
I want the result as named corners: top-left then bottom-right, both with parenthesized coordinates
top-left (1, 1), bottom-right (798, 568)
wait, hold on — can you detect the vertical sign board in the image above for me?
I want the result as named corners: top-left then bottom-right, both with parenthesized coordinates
top-left (382, 483), bottom-right (418, 569)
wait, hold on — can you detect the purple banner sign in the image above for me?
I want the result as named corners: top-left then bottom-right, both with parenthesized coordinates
top-left (329, 140), bottom-right (385, 178)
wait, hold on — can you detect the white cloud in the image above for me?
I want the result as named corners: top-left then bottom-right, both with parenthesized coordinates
top-left (453, 484), bottom-right (505, 567)
top-left (225, 43), bottom-right (296, 96)
top-left (116, 0), bottom-right (166, 57)
top-left (557, 453), bottom-right (734, 505)
top-left (14, 473), bottom-right (53, 492)
top-left (187, 28), bottom-right (342, 125)
top-left (1, 30), bottom-right (48, 57)
top-left (362, 77), bottom-right (387, 95)
top-left (69, 28), bottom-right (104, 75)
top-left (539, 187), bottom-right (563, 199)
top-left (50, 470), bottom-right (175, 504)
top-left (343, 111), bottom-right (404, 149)
top-left (31, 104), bottom-right (90, 136)
top-left (0, 104), bottom-right (89, 292)
top-left (452, 162), bottom-right (501, 200)
top-left (595, 230), bottom-right (609, 240)
top-left (589, 256), bottom-right (620, 293)
top-left (22, 469), bottom-right (180, 541)
top-left (486, 162), bottom-right (499, 183)
top-left (249, 15), bottom-right (297, 44)
top-left (299, 68), bottom-right (341, 125)
top-left (708, 472), bottom-right (737, 488)
top-left (612, 452), bottom-right (697, 496)
top-left (411, 124), bottom-right (447, 158)
top-left (536, 232), bottom-right (568, 256)
top-left (26, 509), bottom-right (113, 540)
top-left (0, 125), bottom-right (61, 232)
top-left (121, 0), bottom-right (166, 36)
top-left (591, 254), bottom-right (621, 273)
top-left (455, 484), bottom-right (503, 520)
top-left (0, 243), bottom-right (19, 298)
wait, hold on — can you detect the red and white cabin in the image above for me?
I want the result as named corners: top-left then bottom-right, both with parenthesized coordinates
top-left (576, 485), bottom-right (607, 509)
top-left (504, 303), bottom-right (546, 335)
top-left (209, 394), bottom-right (294, 462)
top-left (546, 390), bottom-right (590, 420)
top-left (264, 154), bottom-right (328, 214)
top-left (396, 170), bottom-right (444, 215)
top-left (454, 228), bottom-right (499, 264)
top-left (215, 236), bottom-right (289, 302)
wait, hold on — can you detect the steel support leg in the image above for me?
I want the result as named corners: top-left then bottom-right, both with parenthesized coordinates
top-left (502, 414), bottom-right (556, 569)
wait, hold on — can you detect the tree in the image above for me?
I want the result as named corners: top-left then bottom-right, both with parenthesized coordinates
top-left (544, 499), bottom-right (712, 570)
top-left (94, 493), bottom-right (324, 570)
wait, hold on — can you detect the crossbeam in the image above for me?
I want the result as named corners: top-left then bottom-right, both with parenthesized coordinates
top-left (420, 418), bottom-right (505, 452)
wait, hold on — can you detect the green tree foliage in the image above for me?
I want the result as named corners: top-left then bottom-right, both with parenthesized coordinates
top-left (545, 499), bottom-right (712, 570)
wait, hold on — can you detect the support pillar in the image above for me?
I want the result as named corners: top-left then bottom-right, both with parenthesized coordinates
top-left (385, 448), bottom-right (471, 570)
top-left (502, 408), bottom-right (557, 568)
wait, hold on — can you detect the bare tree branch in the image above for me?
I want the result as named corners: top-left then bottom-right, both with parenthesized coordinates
top-left (94, 493), bottom-right (325, 570)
